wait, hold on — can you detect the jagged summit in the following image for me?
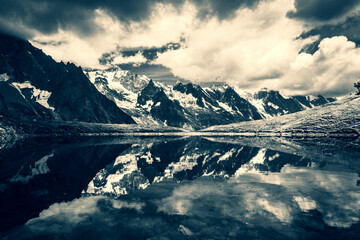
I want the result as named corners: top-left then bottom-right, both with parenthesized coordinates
top-left (86, 66), bottom-right (150, 94)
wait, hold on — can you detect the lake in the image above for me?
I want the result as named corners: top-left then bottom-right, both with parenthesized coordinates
top-left (1, 136), bottom-right (360, 239)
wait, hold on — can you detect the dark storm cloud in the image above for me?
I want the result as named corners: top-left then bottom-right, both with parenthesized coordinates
top-left (32, 40), bottom-right (67, 46)
top-left (192, 0), bottom-right (264, 20)
top-left (298, 14), bottom-right (360, 54)
top-left (0, 0), bottom-right (99, 38)
top-left (0, 0), bottom-right (265, 40)
top-left (117, 63), bottom-right (189, 84)
top-left (287, 0), bottom-right (360, 21)
top-left (250, 71), bottom-right (283, 81)
top-left (99, 41), bottom-right (184, 65)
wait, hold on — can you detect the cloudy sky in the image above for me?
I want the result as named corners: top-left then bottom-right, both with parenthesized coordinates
top-left (1, 0), bottom-right (360, 96)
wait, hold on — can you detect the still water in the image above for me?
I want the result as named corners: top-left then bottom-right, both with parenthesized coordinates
top-left (0, 136), bottom-right (360, 239)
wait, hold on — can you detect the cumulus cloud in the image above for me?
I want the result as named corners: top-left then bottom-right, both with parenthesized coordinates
top-left (154, 0), bottom-right (309, 89)
top-left (112, 52), bottom-right (147, 66)
top-left (149, 0), bottom-right (360, 95)
top-left (31, 28), bottom-right (109, 68)
top-left (157, 165), bottom-right (360, 231)
top-left (280, 36), bottom-right (360, 96)
top-left (298, 14), bottom-right (360, 54)
top-left (31, 4), bottom-right (195, 68)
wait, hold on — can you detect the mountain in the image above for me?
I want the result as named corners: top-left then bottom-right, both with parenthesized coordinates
top-left (0, 33), bottom-right (135, 124)
top-left (85, 67), bottom-right (336, 129)
top-left (292, 95), bottom-right (336, 108)
top-left (202, 95), bottom-right (360, 137)
top-left (234, 88), bottom-right (336, 118)
top-left (0, 33), bottom-right (339, 134)
top-left (85, 68), bottom-right (162, 126)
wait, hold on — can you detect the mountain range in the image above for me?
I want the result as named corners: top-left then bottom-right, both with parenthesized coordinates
top-left (202, 95), bottom-right (360, 137)
top-left (85, 67), bottom-right (336, 129)
top-left (0, 32), bottom-right (336, 132)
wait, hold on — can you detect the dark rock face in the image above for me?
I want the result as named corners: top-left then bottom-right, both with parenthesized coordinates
top-left (207, 85), bottom-right (263, 121)
top-left (137, 80), bottom-right (191, 128)
top-left (254, 90), bottom-right (304, 116)
top-left (136, 81), bottom-right (263, 129)
top-left (292, 95), bottom-right (336, 108)
top-left (173, 82), bottom-right (218, 107)
top-left (0, 33), bottom-right (135, 124)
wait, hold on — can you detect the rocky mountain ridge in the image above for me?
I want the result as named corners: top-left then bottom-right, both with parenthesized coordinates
top-left (85, 67), bottom-right (336, 129)
top-left (0, 33), bottom-right (135, 125)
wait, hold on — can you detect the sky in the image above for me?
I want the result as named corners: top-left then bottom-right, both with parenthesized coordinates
top-left (1, 0), bottom-right (360, 96)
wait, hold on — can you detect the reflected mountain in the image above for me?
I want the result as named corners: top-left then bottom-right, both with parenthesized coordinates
top-left (83, 137), bottom-right (313, 197)
top-left (1, 136), bottom-right (360, 239)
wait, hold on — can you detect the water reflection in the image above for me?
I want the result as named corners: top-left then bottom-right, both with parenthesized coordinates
top-left (1, 136), bottom-right (360, 239)
top-left (83, 138), bottom-right (313, 197)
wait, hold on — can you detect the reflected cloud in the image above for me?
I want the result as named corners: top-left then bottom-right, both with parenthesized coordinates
top-left (158, 167), bottom-right (360, 231)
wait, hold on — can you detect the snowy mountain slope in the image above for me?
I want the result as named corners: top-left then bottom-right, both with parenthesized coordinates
top-left (86, 67), bottom-right (255, 129)
top-left (204, 84), bottom-right (263, 120)
top-left (202, 96), bottom-right (360, 136)
top-left (85, 67), bottom-right (335, 129)
top-left (234, 87), bottom-right (336, 118)
top-left (0, 33), bottom-right (135, 124)
top-left (85, 68), bottom-right (161, 126)
top-left (292, 95), bottom-right (336, 109)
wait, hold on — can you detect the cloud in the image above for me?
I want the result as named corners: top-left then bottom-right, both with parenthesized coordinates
top-left (98, 41), bottom-right (183, 66)
top-left (112, 51), bottom-right (148, 67)
top-left (3, 0), bottom-right (360, 96)
top-left (280, 36), bottom-right (360, 96)
top-left (0, 0), bottom-right (99, 39)
top-left (287, 0), bottom-right (360, 22)
top-left (158, 166), bottom-right (360, 230)
top-left (32, 40), bottom-right (67, 46)
top-left (0, 0), bottom-right (266, 40)
top-left (31, 28), bottom-right (109, 68)
top-left (191, 0), bottom-right (264, 20)
top-left (298, 13), bottom-right (360, 54)
top-left (154, 0), bottom-right (308, 89)
top-left (30, 4), bottom-right (194, 68)
top-left (148, 0), bottom-right (360, 96)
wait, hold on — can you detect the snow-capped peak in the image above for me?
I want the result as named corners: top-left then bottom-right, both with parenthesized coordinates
top-left (85, 66), bottom-right (150, 94)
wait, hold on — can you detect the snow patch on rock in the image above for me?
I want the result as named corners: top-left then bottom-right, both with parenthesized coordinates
top-left (11, 81), bottom-right (55, 111)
